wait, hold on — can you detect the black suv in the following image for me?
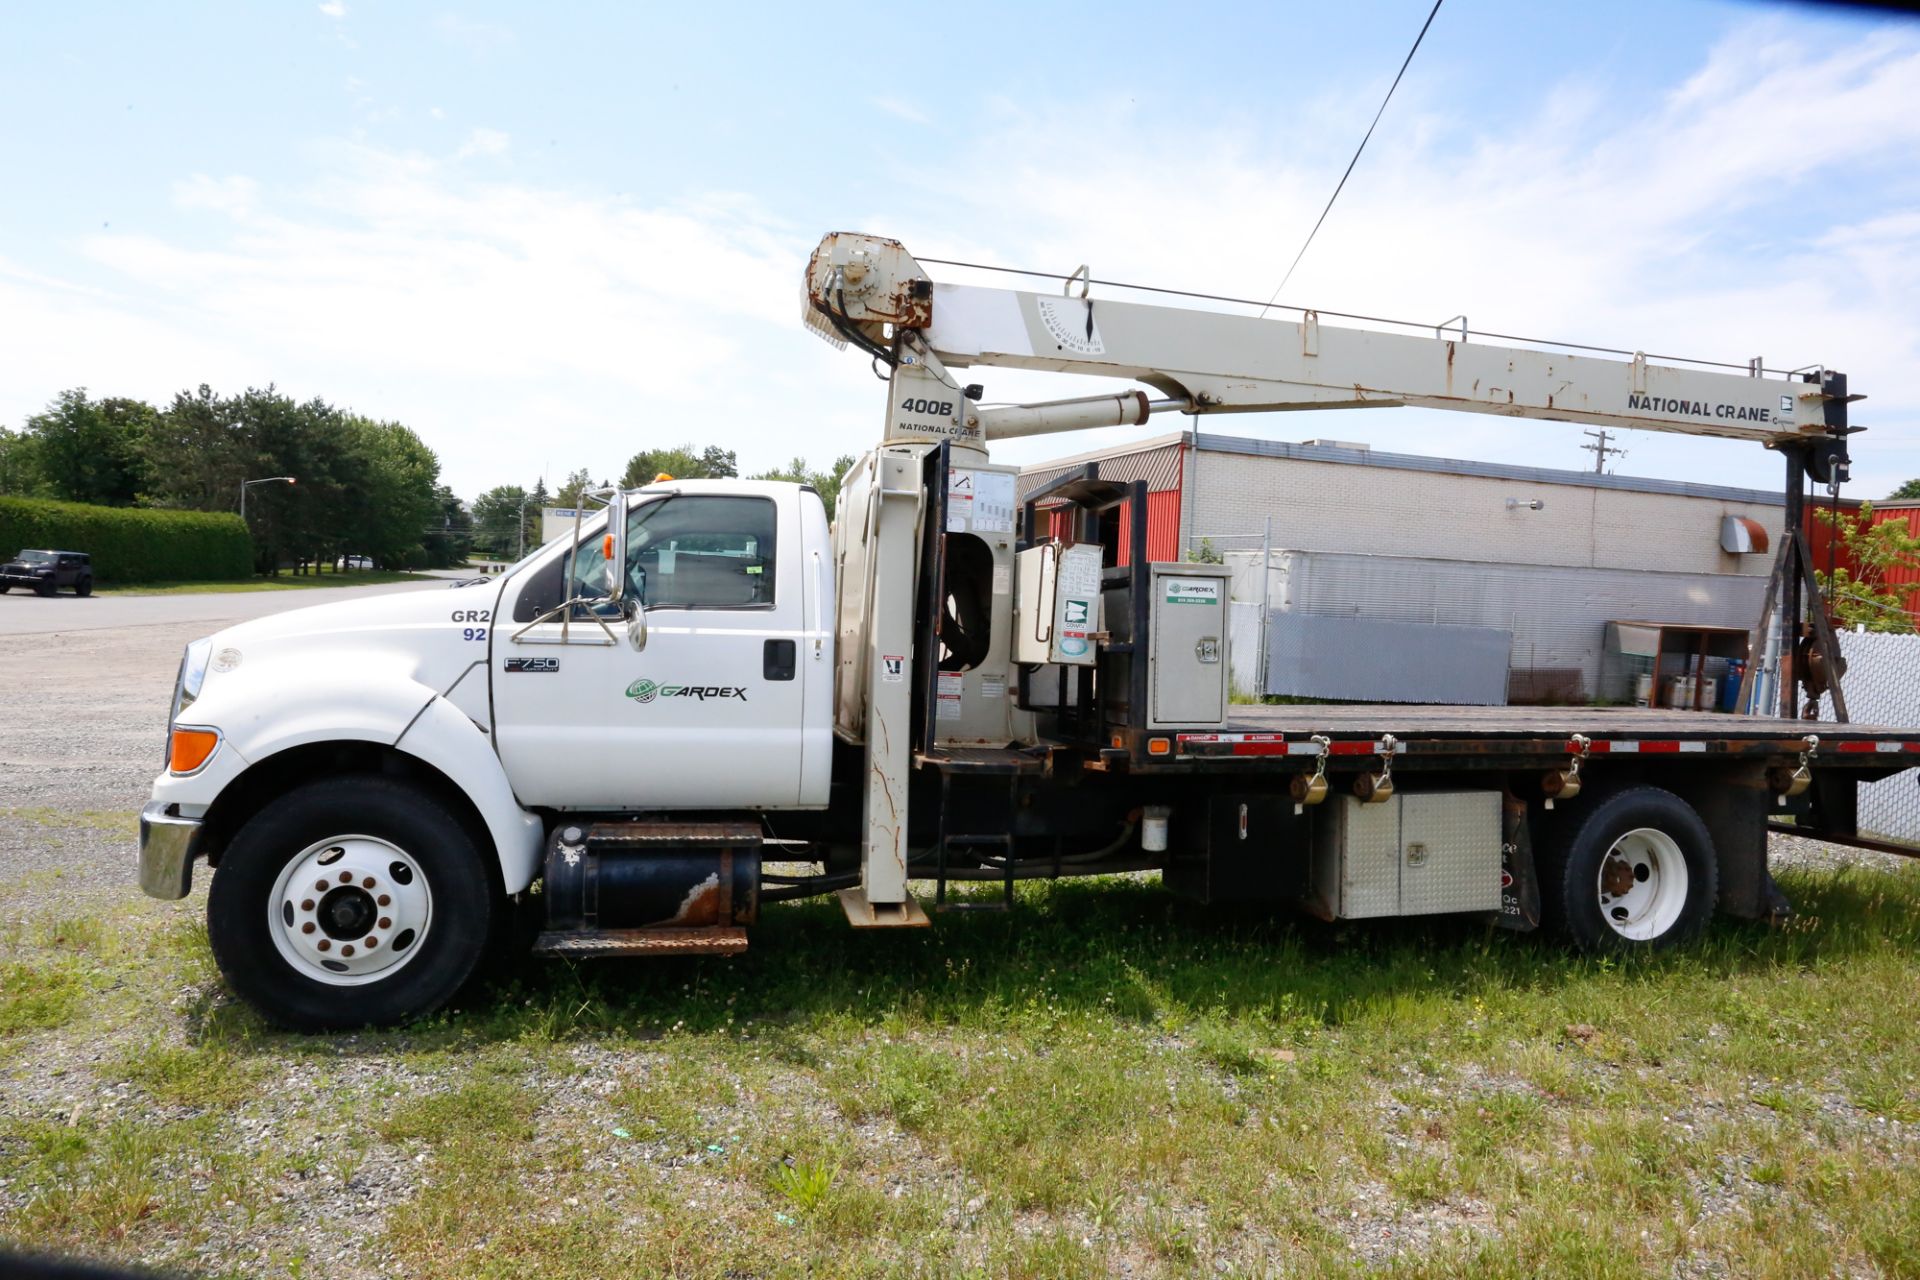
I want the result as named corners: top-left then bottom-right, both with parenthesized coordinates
top-left (1, 550), bottom-right (93, 597)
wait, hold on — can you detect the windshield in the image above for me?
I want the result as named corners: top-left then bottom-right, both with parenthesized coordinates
top-left (15, 550), bottom-right (53, 564)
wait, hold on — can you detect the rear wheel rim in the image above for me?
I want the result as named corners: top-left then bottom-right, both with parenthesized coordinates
top-left (1596, 827), bottom-right (1688, 942)
top-left (268, 835), bottom-right (433, 986)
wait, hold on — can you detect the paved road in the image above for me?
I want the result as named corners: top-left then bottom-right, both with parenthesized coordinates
top-left (0, 573), bottom-right (472, 636)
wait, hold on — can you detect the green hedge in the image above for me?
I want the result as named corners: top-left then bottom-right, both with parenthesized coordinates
top-left (0, 497), bottom-right (251, 583)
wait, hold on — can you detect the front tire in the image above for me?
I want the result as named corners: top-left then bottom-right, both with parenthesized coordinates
top-left (1540, 786), bottom-right (1717, 951)
top-left (207, 775), bottom-right (498, 1030)
top-left (34, 580), bottom-right (55, 597)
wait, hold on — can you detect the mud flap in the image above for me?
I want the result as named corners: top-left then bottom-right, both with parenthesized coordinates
top-left (1492, 793), bottom-right (1541, 932)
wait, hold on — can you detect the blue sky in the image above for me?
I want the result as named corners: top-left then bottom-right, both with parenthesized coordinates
top-left (3, 1), bottom-right (1916, 502)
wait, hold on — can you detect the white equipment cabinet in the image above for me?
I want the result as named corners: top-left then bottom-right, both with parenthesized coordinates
top-left (1146, 562), bottom-right (1232, 728)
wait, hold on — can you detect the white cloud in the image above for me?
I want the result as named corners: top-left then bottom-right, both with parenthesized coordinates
top-left (171, 174), bottom-right (260, 220)
top-left (454, 127), bottom-right (510, 160)
top-left (317, 0), bottom-right (345, 18)
top-left (435, 13), bottom-right (514, 54)
top-left (871, 96), bottom-right (930, 126)
top-left (0, 142), bottom-right (870, 496)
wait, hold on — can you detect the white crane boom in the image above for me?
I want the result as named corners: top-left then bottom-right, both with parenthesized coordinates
top-left (802, 232), bottom-right (1857, 451)
top-left (804, 233), bottom-right (1861, 914)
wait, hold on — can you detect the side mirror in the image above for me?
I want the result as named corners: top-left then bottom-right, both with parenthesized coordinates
top-left (625, 598), bottom-right (648, 652)
top-left (603, 487), bottom-right (628, 605)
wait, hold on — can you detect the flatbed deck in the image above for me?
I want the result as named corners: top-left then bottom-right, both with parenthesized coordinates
top-left (1155, 704), bottom-right (1920, 772)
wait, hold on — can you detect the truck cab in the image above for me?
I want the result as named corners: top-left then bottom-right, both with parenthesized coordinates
top-left (137, 480), bottom-right (835, 1028)
top-left (489, 480), bottom-right (834, 811)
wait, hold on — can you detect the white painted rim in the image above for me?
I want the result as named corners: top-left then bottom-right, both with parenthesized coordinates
top-left (268, 835), bottom-right (433, 986)
top-left (1596, 826), bottom-right (1689, 942)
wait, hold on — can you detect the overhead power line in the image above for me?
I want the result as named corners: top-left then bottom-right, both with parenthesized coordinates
top-left (1258, 0), bottom-right (1447, 316)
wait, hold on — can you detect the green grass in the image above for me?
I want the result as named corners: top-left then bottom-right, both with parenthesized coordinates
top-left (3, 863), bottom-right (1919, 1276)
top-left (95, 569), bottom-right (437, 595)
top-left (1, 806), bottom-right (139, 835)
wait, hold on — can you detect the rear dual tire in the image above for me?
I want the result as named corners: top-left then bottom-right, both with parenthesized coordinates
top-left (1540, 786), bottom-right (1717, 951)
top-left (207, 775), bottom-right (499, 1031)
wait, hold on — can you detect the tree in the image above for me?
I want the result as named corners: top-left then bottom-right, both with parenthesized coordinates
top-left (620, 442), bottom-right (738, 488)
top-left (752, 453), bottom-right (858, 519)
top-left (421, 485), bottom-right (472, 569)
top-left (0, 426), bottom-right (45, 497)
top-left (524, 477), bottom-right (551, 552)
top-left (1815, 501), bottom-right (1920, 634)
top-left (470, 485), bottom-right (529, 558)
top-left (1891, 478), bottom-right (1920, 501)
top-left (555, 467), bottom-right (601, 508)
top-left (25, 388), bottom-right (155, 506)
top-left (340, 415), bottom-right (444, 569)
top-left (145, 384), bottom-right (252, 514)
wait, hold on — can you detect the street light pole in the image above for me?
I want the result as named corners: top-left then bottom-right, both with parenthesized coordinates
top-left (517, 495), bottom-right (536, 560)
top-left (239, 475), bottom-right (297, 523)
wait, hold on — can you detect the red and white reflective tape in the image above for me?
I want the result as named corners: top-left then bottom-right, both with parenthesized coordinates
top-left (1326, 739), bottom-right (1405, 755)
top-left (1174, 733), bottom-right (1920, 761)
top-left (1174, 733), bottom-right (1402, 758)
top-left (1579, 739), bottom-right (1709, 755)
top-left (1175, 733), bottom-right (1289, 757)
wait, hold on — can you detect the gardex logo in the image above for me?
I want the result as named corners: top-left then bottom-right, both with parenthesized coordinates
top-left (623, 678), bottom-right (749, 704)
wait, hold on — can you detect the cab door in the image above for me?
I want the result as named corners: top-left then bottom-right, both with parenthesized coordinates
top-left (492, 490), bottom-right (813, 811)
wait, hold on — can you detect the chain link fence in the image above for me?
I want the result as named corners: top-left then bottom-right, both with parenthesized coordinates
top-left (1818, 630), bottom-right (1920, 843)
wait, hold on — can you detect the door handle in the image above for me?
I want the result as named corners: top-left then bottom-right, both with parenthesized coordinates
top-left (764, 638), bottom-right (797, 681)
top-left (809, 550), bottom-right (826, 661)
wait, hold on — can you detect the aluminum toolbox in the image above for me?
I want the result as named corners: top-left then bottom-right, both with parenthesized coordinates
top-left (1311, 792), bottom-right (1502, 919)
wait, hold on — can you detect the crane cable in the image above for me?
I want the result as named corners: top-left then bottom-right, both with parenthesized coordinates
top-left (1258, 0), bottom-right (1447, 317)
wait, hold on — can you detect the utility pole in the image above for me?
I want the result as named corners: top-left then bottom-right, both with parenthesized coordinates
top-left (1581, 429), bottom-right (1626, 474)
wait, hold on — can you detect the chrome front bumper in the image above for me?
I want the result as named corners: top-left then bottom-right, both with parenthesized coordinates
top-left (138, 801), bottom-right (203, 899)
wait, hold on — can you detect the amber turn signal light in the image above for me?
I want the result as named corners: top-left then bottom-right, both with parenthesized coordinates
top-left (168, 728), bottom-right (219, 774)
top-left (1147, 737), bottom-right (1171, 756)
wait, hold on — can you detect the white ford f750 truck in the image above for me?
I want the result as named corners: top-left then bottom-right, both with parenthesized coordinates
top-left (139, 232), bottom-right (1919, 1029)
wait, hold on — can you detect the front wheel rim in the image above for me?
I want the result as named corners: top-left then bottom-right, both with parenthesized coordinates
top-left (1596, 827), bottom-right (1689, 942)
top-left (267, 835), bottom-right (433, 986)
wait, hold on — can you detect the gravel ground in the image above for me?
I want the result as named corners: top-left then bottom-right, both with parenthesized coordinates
top-left (0, 621), bottom-right (208, 908)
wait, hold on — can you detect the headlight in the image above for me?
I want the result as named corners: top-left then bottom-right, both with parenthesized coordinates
top-left (172, 638), bottom-right (213, 724)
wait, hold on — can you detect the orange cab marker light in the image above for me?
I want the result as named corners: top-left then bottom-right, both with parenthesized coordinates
top-left (1147, 737), bottom-right (1172, 756)
top-left (654, 472), bottom-right (675, 483)
top-left (603, 534), bottom-right (614, 560)
top-left (169, 728), bottom-right (219, 774)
